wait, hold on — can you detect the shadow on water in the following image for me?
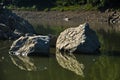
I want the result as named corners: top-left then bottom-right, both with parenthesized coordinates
top-left (84, 55), bottom-right (120, 80)
top-left (55, 49), bottom-right (120, 80)
top-left (96, 28), bottom-right (120, 56)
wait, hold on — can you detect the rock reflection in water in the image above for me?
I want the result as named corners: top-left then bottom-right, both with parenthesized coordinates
top-left (56, 50), bottom-right (84, 77)
top-left (10, 55), bottom-right (36, 71)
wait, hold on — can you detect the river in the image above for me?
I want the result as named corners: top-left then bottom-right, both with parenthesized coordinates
top-left (0, 22), bottom-right (120, 80)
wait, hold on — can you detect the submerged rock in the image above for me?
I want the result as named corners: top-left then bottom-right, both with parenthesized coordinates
top-left (56, 23), bottom-right (100, 53)
top-left (0, 8), bottom-right (36, 39)
top-left (9, 35), bottom-right (50, 56)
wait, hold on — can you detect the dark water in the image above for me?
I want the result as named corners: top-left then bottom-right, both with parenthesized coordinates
top-left (0, 23), bottom-right (120, 80)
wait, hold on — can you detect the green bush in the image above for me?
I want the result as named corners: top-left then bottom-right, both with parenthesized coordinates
top-left (2, 0), bottom-right (120, 11)
top-left (44, 8), bottom-right (49, 12)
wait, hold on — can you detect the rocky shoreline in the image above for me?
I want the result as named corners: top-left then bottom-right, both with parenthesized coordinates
top-left (0, 6), bottom-right (119, 56)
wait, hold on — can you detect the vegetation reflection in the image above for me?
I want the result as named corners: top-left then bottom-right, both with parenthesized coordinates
top-left (87, 55), bottom-right (120, 80)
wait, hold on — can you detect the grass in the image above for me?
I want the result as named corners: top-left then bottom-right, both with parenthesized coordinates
top-left (6, 5), bottom-right (37, 11)
top-left (6, 4), bottom-right (120, 11)
top-left (50, 4), bottom-right (98, 11)
top-left (6, 4), bottom-right (98, 11)
top-left (33, 24), bottom-right (66, 35)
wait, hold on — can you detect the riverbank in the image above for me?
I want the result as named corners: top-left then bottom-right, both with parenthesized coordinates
top-left (12, 10), bottom-right (120, 32)
top-left (13, 10), bottom-right (108, 24)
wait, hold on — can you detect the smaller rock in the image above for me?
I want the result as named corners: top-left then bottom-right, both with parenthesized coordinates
top-left (63, 18), bottom-right (70, 21)
top-left (9, 35), bottom-right (50, 56)
top-left (108, 11), bottom-right (120, 24)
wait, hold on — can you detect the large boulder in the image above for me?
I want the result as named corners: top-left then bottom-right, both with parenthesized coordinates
top-left (0, 8), bottom-right (36, 39)
top-left (9, 35), bottom-right (50, 56)
top-left (56, 23), bottom-right (100, 53)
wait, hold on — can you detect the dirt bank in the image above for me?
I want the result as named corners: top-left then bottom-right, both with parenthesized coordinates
top-left (13, 11), bottom-right (109, 25)
top-left (12, 10), bottom-right (120, 32)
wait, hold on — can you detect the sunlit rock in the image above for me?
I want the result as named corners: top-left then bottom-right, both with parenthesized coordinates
top-left (56, 50), bottom-right (84, 76)
top-left (63, 17), bottom-right (70, 21)
top-left (9, 35), bottom-right (50, 56)
top-left (56, 23), bottom-right (100, 53)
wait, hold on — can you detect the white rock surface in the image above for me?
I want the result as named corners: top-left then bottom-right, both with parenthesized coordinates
top-left (9, 35), bottom-right (50, 56)
top-left (56, 23), bottom-right (100, 53)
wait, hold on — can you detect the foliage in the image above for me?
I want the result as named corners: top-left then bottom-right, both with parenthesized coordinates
top-left (0, 0), bottom-right (120, 11)
top-left (33, 24), bottom-right (66, 35)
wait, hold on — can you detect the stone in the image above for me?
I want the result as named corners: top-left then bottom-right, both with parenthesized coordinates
top-left (0, 8), bottom-right (36, 39)
top-left (108, 11), bottom-right (120, 24)
top-left (9, 35), bottom-right (50, 56)
top-left (56, 23), bottom-right (100, 53)
top-left (0, 30), bottom-right (8, 39)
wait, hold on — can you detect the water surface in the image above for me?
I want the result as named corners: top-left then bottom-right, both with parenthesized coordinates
top-left (0, 23), bottom-right (120, 80)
